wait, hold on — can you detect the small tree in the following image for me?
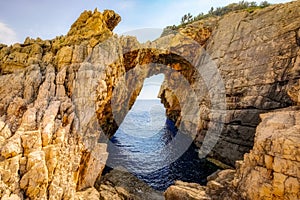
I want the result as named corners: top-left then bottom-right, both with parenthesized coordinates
top-left (250, 1), bottom-right (257, 7)
top-left (260, 1), bottom-right (271, 8)
top-left (214, 7), bottom-right (224, 16)
top-left (187, 13), bottom-right (193, 22)
top-left (208, 7), bottom-right (214, 15)
top-left (181, 14), bottom-right (187, 24)
top-left (181, 13), bottom-right (193, 24)
top-left (238, 1), bottom-right (250, 9)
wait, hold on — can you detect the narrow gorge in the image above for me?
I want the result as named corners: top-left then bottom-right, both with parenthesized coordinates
top-left (0, 1), bottom-right (299, 199)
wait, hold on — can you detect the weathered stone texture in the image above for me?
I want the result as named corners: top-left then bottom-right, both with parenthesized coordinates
top-left (0, 1), bottom-right (300, 199)
top-left (160, 1), bottom-right (300, 165)
top-left (0, 9), bottom-right (120, 199)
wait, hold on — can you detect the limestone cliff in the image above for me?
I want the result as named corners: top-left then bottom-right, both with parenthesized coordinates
top-left (164, 2), bottom-right (300, 199)
top-left (0, 1), bottom-right (299, 200)
top-left (0, 9), bottom-right (122, 199)
top-left (165, 106), bottom-right (300, 200)
top-left (160, 0), bottom-right (300, 165)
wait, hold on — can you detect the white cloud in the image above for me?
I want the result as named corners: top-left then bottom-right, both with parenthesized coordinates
top-left (0, 22), bottom-right (18, 45)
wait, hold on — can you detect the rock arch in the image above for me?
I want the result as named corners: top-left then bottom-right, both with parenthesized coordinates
top-left (0, 3), bottom-right (299, 199)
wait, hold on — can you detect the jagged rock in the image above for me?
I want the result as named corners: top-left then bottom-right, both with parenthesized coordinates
top-left (0, 121), bottom-right (12, 147)
top-left (65, 9), bottom-right (120, 47)
top-left (0, 9), bottom-right (121, 199)
top-left (41, 101), bottom-right (60, 146)
top-left (172, 106), bottom-right (300, 200)
top-left (56, 46), bottom-right (73, 68)
top-left (232, 107), bottom-right (300, 200)
top-left (0, 1), bottom-right (299, 199)
top-left (0, 155), bottom-right (22, 199)
top-left (75, 187), bottom-right (100, 200)
top-left (96, 169), bottom-right (163, 200)
top-left (160, 1), bottom-right (300, 165)
top-left (20, 151), bottom-right (48, 199)
top-left (1, 132), bottom-right (22, 159)
top-left (178, 17), bottom-right (219, 46)
top-left (77, 143), bottom-right (108, 191)
top-left (21, 130), bottom-right (42, 156)
top-left (164, 181), bottom-right (210, 200)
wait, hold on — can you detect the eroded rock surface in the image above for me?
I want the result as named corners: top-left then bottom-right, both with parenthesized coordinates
top-left (96, 169), bottom-right (163, 200)
top-left (160, 1), bottom-right (300, 165)
top-left (0, 9), bottom-right (121, 199)
top-left (0, 1), bottom-right (299, 200)
top-left (165, 106), bottom-right (300, 200)
top-left (233, 107), bottom-right (300, 199)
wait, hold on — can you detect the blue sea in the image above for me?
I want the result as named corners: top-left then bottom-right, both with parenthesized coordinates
top-left (104, 99), bottom-right (218, 191)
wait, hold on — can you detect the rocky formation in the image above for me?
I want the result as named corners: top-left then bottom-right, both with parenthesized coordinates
top-left (164, 180), bottom-right (212, 200)
top-left (165, 106), bottom-right (300, 200)
top-left (163, 12), bottom-right (300, 197)
top-left (0, 1), bottom-right (299, 200)
top-left (95, 169), bottom-right (163, 200)
top-left (164, 169), bottom-right (239, 200)
top-left (233, 107), bottom-right (300, 199)
top-left (159, 0), bottom-right (300, 166)
top-left (0, 9), bottom-right (122, 199)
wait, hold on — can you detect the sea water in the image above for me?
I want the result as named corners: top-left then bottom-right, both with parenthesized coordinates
top-left (104, 99), bottom-right (218, 191)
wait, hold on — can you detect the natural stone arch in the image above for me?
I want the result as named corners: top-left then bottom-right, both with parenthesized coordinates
top-left (71, 31), bottom-right (225, 189)
top-left (0, 3), bottom-right (299, 199)
top-left (96, 48), bottom-right (207, 139)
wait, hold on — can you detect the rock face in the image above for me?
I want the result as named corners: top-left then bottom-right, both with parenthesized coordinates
top-left (0, 1), bottom-right (299, 200)
top-left (160, 1), bottom-right (300, 166)
top-left (205, 1), bottom-right (300, 165)
top-left (0, 9), bottom-right (122, 199)
top-left (163, 2), bottom-right (300, 199)
top-left (165, 106), bottom-right (300, 200)
top-left (95, 169), bottom-right (163, 200)
top-left (233, 107), bottom-right (300, 199)
top-left (164, 181), bottom-right (211, 200)
top-left (164, 170), bottom-right (239, 200)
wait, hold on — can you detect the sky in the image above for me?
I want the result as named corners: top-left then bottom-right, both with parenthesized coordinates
top-left (0, 0), bottom-right (293, 44)
top-left (138, 74), bottom-right (165, 99)
top-left (0, 0), bottom-right (293, 99)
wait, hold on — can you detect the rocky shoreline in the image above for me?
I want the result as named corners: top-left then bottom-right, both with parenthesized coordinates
top-left (0, 1), bottom-right (299, 199)
top-left (165, 107), bottom-right (300, 199)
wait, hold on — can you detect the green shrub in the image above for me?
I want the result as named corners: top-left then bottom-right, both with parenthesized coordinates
top-left (161, 1), bottom-right (271, 36)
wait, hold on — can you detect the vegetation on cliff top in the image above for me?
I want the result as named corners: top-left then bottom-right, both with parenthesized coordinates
top-left (161, 0), bottom-right (271, 36)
